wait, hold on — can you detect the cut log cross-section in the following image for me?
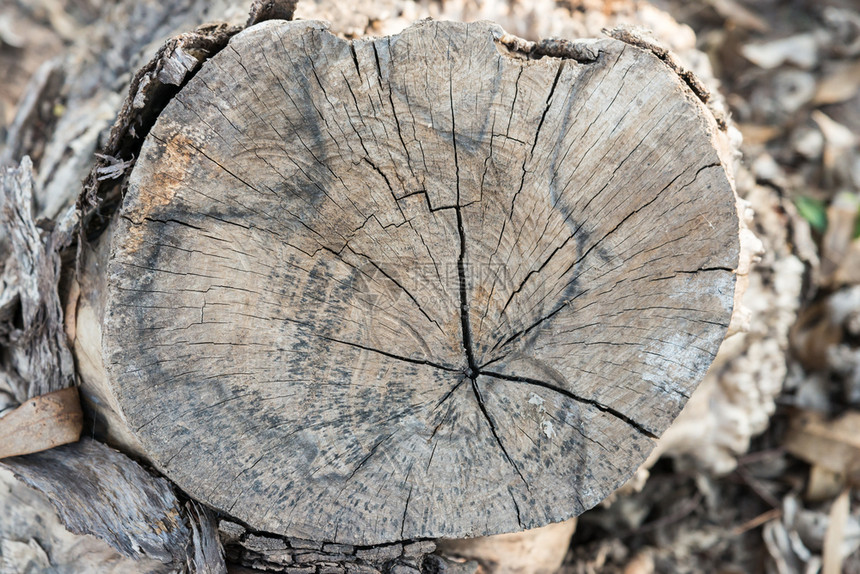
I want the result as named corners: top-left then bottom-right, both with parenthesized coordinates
top-left (98, 19), bottom-right (739, 545)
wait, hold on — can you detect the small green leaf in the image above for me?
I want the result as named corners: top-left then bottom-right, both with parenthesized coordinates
top-left (795, 196), bottom-right (828, 232)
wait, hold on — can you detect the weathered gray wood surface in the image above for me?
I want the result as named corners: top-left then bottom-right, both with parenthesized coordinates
top-left (0, 465), bottom-right (172, 574)
top-left (3, 437), bottom-right (225, 570)
top-left (0, 4), bottom-right (245, 568)
top-left (102, 19), bottom-right (739, 546)
top-left (0, 157), bottom-right (75, 403)
top-left (0, 157), bottom-right (82, 456)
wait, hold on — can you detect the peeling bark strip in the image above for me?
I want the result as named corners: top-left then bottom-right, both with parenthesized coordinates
top-left (224, 529), bottom-right (438, 573)
top-left (101, 20), bottom-right (739, 545)
top-left (79, 22), bottom-right (243, 240)
top-left (186, 501), bottom-right (226, 574)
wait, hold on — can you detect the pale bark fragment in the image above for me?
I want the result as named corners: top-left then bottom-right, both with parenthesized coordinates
top-left (0, 387), bottom-right (82, 459)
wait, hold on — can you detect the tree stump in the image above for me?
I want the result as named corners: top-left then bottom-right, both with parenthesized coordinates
top-left (95, 19), bottom-right (739, 545)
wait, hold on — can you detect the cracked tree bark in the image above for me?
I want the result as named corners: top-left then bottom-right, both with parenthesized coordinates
top-left (78, 16), bottom-right (740, 551)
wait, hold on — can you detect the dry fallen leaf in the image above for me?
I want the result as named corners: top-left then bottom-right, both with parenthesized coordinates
top-left (806, 465), bottom-right (845, 503)
top-left (784, 411), bottom-right (860, 484)
top-left (814, 60), bottom-right (860, 105)
top-left (820, 192), bottom-right (860, 285)
top-left (436, 519), bottom-right (578, 574)
top-left (742, 33), bottom-right (818, 69)
top-left (790, 302), bottom-right (844, 370)
top-left (821, 489), bottom-right (849, 574)
top-left (707, 0), bottom-right (769, 32)
top-left (812, 111), bottom-right (857, 185)
top-left (833, 239), bottom-right (860, 286)
top-left (623, 549), bottom-right (655, 574)
top-left (738, 123), bottom-right (782, 146)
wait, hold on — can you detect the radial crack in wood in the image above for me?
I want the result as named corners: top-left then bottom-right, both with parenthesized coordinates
top-left (99, 19), bottom-right (739, 545)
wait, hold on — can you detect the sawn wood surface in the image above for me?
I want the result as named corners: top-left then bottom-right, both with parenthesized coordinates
top-left (101, 19), bottom-right (739, 545)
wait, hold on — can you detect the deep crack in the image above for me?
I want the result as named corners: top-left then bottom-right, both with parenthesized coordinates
top-left (449, 65), bottom-right (528, 494)
top-left (450, 66), bottom-right (479, 380)
top-left (482, 370), bottom-right (658, 439)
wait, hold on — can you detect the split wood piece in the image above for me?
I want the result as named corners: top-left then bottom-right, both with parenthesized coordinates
top-left (0, 157), bottom-right (76, 403)
top-left (1, 437), bottom-right (224, 570)
top-left (0, 387), bottom-right (82, 459)
top-left (0, 465), bottom-right (175, 573)
top-left (97, 19), bottom-right (739, 545)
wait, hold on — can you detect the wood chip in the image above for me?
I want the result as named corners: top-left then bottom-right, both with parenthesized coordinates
top-left (0, 387), bottom-right (82, 459)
